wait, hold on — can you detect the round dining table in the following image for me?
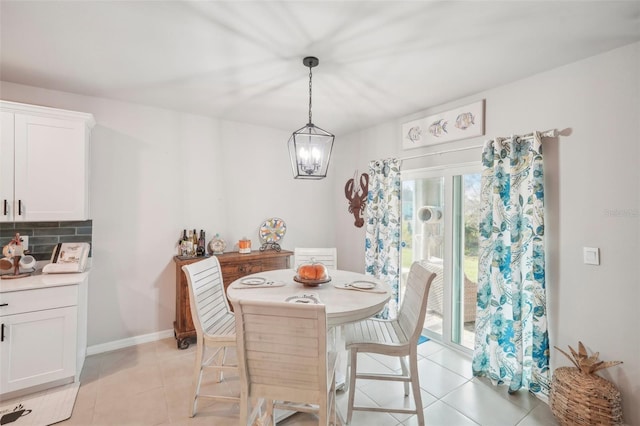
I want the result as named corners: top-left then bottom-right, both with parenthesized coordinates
top-left (226, 268), bottom-right (391, 328)
top-left (227, 268), bottom-right (390, 425)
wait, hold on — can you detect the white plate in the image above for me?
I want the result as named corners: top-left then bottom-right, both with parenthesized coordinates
top-left (285, 294), bottom-right (320, 304)
top-left (350, 280), bottom-right (377, 290)
top-left (240, 277), bottom-right (266, 285)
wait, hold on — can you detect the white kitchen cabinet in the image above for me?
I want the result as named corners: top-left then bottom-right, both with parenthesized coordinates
top-left (0, 101), bottom-right (95, 222)
top-left (0, 275), bottom-right (88, 397)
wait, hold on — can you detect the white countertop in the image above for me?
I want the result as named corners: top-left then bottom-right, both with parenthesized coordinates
top-left (0, 267), bottom-right (90, 293)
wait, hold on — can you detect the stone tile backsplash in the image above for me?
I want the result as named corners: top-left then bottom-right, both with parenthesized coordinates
top-left (0, 220), bottom-right (92, 260)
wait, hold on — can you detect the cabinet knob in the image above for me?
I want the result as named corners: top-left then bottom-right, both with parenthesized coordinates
top-left (2, 200), bottom-right (7, 216)
top-left (18, 200), bottom-right (22, 215)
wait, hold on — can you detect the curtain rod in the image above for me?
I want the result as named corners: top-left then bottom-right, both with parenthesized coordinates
top-left (399, 129), bottom-right (558, 162)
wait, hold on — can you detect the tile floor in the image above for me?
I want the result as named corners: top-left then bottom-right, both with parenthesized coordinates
top-left (60, 337), bottom-right (558, 425)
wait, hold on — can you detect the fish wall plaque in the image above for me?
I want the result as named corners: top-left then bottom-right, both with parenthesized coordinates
top-left (401, 99), bottom-right (485, 149)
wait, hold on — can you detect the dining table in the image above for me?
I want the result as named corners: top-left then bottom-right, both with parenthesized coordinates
top-left (226, 268), bottom-right (391, 328)
top-left (226, 268), bottom-right (391, 424)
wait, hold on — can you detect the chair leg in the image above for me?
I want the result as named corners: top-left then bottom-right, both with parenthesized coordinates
top-left (342, 339), bottom-right (350, 393)
top-left (238, 392), bottom-right (248, 425)
top-left (410, 353), bottom-right (424, 426)
top-left (330, 371), bottom-right (338, 426)
top-left (190, 340), bottom-right (204, 417)
top-left (346, 349), bottom-right (358, 424)
top-left (243, 396), bottom-right (267, 426)
top-left (400, 355), bottom-right (409, 396)
top-left (319, 400), bottom-right (327, 426)
top-left (214, 346), bottom-right (225, 382)
top-left (334, 326), bottom-right (348, 393)
top-left (266, 399), bottom-right (275, 425)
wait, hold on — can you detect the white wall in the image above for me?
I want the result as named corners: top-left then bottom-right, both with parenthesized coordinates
top-left (2, 40), bottom-right (638, 423)
top-left (0, 82), bottom-right (336, 347)
top-left (334, 42), bottom-right (640, 424)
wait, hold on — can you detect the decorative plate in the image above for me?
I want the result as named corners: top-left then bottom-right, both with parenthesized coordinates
top-left (240, 276), bottom-right (266, 285)
top-left (285, 294), bottom-right (321, 304)
top-left (259, 217), bottom-right (287, 243)
top-left (293, 275), bottom-right (332, 287)
top-left (350, 280), bottom-right (377, 290)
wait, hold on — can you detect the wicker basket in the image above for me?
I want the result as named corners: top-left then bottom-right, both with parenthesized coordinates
top-left (550, 366), bottom-right (623, 425)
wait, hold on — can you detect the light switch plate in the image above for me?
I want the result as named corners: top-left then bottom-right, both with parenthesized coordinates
top-left (20, 235), bottom-right (29, 252)
top-left (583, 247), bottom-right (599, 265)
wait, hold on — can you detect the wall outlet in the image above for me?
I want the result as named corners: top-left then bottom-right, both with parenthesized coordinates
top-left (583, 247), bottom-right (599, 265)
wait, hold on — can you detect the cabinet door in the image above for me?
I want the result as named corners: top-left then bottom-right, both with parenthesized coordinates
top-left (0, 306), bottom-right (77, 394)
top-left (13, 114), bottom-right (88, 221)
top-left (0, 112), bottom-right (15, 222)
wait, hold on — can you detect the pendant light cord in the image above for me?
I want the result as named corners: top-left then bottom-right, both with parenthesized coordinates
top-left (308, 65), bottom-right (313, 125)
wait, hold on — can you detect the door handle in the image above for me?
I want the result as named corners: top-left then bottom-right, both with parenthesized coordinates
top-left (1, 324), bottom-right (5, 342)
top-left (18, 200), bottom-right (22, 215)
top-left (2, 199), bottom-right (7, 216)
top-left (0, 303), bottom-right (7, 307)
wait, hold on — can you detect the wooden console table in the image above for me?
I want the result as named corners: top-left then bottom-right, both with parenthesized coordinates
top-left (172, 250), bottom-right (292, 349)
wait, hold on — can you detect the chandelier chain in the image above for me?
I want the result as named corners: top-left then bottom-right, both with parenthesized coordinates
top-left (308, 65), bottom-right (313, 125)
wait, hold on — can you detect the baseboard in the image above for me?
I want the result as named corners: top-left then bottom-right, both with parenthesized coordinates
top-left (86, 329), bottom-right (174, 356)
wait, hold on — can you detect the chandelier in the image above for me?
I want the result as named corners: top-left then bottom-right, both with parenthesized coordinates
top-left (288, 56), bottom-right (334, 179)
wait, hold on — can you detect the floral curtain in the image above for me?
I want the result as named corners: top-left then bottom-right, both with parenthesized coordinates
top-left (365, 158), bottom-right (401, 319)
top-left (472, 132), bottom-right (550, 398)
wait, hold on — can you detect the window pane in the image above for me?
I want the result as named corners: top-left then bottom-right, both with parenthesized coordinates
top-left (401, 176), bottom-right (444, 338)
top-left (459, 173), bottom-right (481, 349)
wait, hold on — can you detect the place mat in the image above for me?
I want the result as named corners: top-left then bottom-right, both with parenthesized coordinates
top-left (0, 382), bottom-right (79, 426)
top-left (230, 280), bottom-right (286, 289)
top-left (333, 281), bottom-right (387, 294)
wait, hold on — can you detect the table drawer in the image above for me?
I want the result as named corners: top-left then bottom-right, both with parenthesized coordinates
top-left (0, 285), bottom-right (78, 316)
top-left (221, 260), bottom-right (264, 278)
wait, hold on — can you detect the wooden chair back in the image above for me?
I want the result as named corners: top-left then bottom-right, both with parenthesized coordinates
top-left (182, 256), bottom-right (234, 340)
top-left (233, 301), bottom-right (337, 425)
top-left (234, 300), bottom-right (330, 405)
top-left (294, 247), bottom-right (338, 270)
top-left (397, 261), bottom-right (437, 344)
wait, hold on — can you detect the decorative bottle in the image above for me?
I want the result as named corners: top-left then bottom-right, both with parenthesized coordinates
top-left (196, 230), bottom-right (206, 256)
top-left (180, 229), bottom-right (188, 256)
top-left (186, 230), bottom-right (194, 256)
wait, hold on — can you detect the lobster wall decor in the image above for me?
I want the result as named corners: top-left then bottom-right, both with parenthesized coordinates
top-left (344, 171), bottom-right (369, 228)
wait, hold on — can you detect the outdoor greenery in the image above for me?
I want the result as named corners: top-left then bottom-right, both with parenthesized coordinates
top-left (464, 256), bottom-right (478, 282)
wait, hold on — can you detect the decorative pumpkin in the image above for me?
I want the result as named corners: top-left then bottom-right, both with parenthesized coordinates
top-left (297, 259), bottom-right (328, 281)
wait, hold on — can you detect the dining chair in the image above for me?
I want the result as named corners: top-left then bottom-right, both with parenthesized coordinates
top-left (343, 261), bottom-right (436, 425)
top-left (233, 299), bottom-right (338, 426)
top-left (294, 247), bottom-right (338, 269)
top-left (182, 256), bottom-right (239, 417)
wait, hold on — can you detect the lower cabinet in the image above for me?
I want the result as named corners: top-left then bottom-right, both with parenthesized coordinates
top-left (173, 250), bottom-right (292, 349)
top-left (0, 277), bottom-right (88, 397)
top-left (0, 306), bottom-right (76, 393)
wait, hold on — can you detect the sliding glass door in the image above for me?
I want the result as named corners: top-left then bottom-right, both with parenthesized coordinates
top-left (401, 164), bottom-right (481, 352)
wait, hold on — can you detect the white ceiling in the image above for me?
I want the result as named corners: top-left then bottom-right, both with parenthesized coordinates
top-left (1, 1), bottom-right (639, 135)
